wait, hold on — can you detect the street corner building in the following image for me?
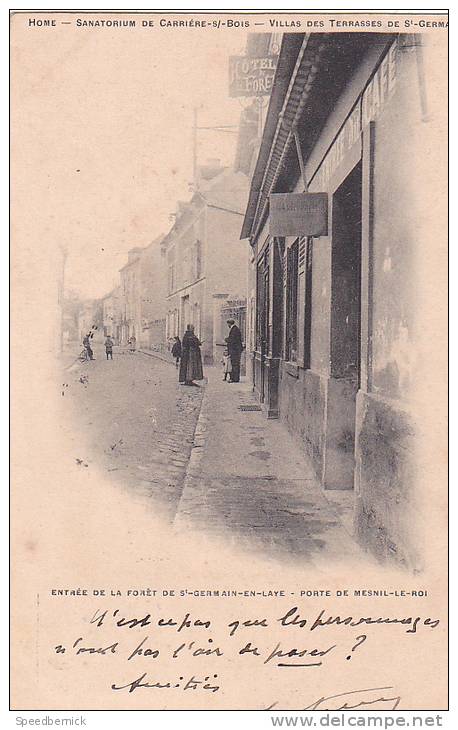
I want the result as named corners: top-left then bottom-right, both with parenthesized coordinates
top-left (241, 32), bottom-right (445, 570)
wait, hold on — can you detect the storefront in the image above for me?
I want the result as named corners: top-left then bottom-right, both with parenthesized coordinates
top-left (241, 31), bottom-right (442, 567)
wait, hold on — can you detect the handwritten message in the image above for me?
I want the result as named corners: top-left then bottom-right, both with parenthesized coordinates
top-left (52, 604), bottom-right (440, 709)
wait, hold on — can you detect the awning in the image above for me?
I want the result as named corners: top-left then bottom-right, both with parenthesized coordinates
top-left (241, 33), bottom-right (393, 243)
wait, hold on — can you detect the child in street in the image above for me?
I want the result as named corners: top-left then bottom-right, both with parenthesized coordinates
top-left (105, 335), bottom-right (113, 360)
top-left (171, 336), bottom-right (182, 367)
top-left (221, 348), bottom-right (232, 382)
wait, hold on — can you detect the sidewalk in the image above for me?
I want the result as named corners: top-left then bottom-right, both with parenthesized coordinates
top-left (139, 346), bottom-right (175, 365)
top-left (174, 368), bottom-right (367, 565)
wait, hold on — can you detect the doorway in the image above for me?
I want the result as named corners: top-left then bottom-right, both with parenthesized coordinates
top-left (326, 161), bottom-right (363, 489)
top-left (181, 295), bottom-right (190, 335)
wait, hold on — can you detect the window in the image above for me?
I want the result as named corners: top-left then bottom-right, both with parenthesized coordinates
top-left (165, 312), bottom-right (170, 340)
top-left (181, 295), bottom-right (190, 331)
top-left (182, 249), bottom-right (191, 285)
top-left (174, 309), bottom-right (179, 336)
top-left (256, 249), bottom-right (269, 351)
top-left (194, 302), bottom-right (201, 338)
top-left (285, 240), bottom-right (299, 362)
top-left (195, 240), bottom-right (202, 279)
top-left (168, 263), bottom-right (176, 294)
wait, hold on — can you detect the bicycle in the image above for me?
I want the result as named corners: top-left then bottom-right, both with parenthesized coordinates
top-left (78, 348), bottom-right (90, 363)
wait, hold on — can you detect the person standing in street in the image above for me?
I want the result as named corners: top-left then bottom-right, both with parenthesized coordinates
top-left (171, 336), bottom-right (182, 368)
top-left (105, 335), bottom-right (114, 360)
top-left (225, 318), bottom-right (243, 383)
top-left (179, 325), bottom-right (203, 385)
top-left (128, 334), bottom-right (136, 353)
top-left (83, 332), bottom-right (94, 361)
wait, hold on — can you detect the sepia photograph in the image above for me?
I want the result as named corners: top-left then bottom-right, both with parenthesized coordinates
top-left (10, 9), bottom-right (448, 714)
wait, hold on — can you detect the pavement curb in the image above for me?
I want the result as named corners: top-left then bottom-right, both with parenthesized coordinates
top-left (173, 375), bottom-right (211, 531)
top-left (137, 350), bottom-right (210, 504)
top-left (138, 348), bottom-right (175, 365)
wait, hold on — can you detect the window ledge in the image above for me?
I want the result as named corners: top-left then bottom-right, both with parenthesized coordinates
top-left (284, 361), bottom-right (300, 378)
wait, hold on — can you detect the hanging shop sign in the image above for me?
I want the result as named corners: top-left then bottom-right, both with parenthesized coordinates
top-left (229, 56), bottom-right (277, 97)
top-left (269, 193), bottom-right (328, 237)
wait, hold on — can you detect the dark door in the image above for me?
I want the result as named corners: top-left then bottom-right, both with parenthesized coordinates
top-left (331, 162), bottom-right (363, 385)
top-left (327, 161), bottom-right (363, 489)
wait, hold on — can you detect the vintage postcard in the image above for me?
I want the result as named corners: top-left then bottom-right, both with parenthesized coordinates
top-left (10, 9), bottom-right (448, 712)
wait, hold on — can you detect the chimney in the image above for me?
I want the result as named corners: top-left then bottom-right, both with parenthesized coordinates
top-left (127, 247), bottom-right (143, 263)
top-left (197, 158), bottom-right (224, 182)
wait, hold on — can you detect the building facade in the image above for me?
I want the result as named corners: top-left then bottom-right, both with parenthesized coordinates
top-left (118, 236), bottom-right (166, 349)
top-left (137, 235), bottom-right (167, 350)
top-left (163, 161), bottom-right (249, 365)
top-left (102, 286), bottom-right (122, 343)
top-left (62, 293), bottom-right (83, 345)
top-left (77, 299), bottom-right (103, 343)
top-left (241, 32), bottom-right (444, 568)
top-left (119, 247), bottom-right (143, 345)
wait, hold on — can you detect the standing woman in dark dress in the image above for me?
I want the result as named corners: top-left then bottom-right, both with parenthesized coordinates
top-left (179, 325), bottom-right (204, 385)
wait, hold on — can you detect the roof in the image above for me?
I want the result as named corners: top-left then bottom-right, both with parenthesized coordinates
top-left (161, 168), bottom-right (249, 250)
top-left (119, 255), bottom-right (141, 273)
top-left (119, 235), bottom-right (164, 272)
top-left (199, 168), bottom-right (249, 215)
top-left (241, 33), bottom-right (393, 242)
top-left (240, 33), bottom-right (306, 240)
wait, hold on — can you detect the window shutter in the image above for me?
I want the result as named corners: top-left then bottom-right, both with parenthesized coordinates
top-left (297, 237), bottom-right (306, 366)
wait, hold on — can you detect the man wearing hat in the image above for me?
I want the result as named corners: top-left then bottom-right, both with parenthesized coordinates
top-left (225, 318), bottom-right (243, 383)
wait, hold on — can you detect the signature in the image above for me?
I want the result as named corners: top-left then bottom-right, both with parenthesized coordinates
top-left (266, 686), bottom-right (401, 711)
top-left (111, 672), bottom-right (220, 694)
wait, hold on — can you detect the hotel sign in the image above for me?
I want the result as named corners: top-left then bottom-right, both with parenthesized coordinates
top-left (269, 193), bottom-right (328, 237)
top-left (229, 56), bottom-right (277, 97)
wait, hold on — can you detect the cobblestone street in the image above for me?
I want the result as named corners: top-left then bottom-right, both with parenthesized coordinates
top-left (62, 344), bottom-right (203, 521)
top-left (174, 367), bottom-right (368, 567)
top-left (61, 343), bottom-right (366, 566)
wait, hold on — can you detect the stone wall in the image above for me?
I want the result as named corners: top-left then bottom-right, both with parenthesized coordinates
top-left (354, 391), bottom-right (418, 568)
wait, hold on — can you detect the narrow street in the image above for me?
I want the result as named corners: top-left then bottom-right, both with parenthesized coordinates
top-left (61, 343), bottom-right (365, 566)
top-left (174, 365), bottom-right (366, 566)
top-left (62, 344), bottom-right (203, 522)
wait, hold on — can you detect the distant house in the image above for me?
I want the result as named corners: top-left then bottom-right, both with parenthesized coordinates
top-left (77, 299), bottom-right (103, 343)
top-left (162, 160), bottom-right (249, 365)
top-left (119, 247), bottom-right (143, 345)
top-left (102, 286), bottom-right (122, 343)
top-left (118, 235), bottom-right (165, 349)
top-left (137, 235), bottom-right (167, 350)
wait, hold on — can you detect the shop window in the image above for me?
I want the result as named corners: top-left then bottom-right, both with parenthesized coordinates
top-left (286, 240), bottom-right (299, 362)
